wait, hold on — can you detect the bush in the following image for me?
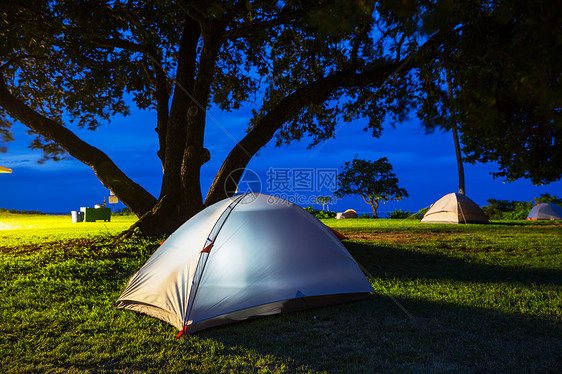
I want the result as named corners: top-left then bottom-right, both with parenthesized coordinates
top-left (0, 208), bottom-right (45, 215)
top-left (115, 207), bottom-right (135, 216)
top-left (303, 207), bottom-right (336, 219)
top-left (411, 207), bottom-right (429, 220)
top-left (482, 199), bottom-right (533, 220)
top-left (386, 209), bottom-right (411, 219)
top-left (480, 196), bottom-right (562, 220)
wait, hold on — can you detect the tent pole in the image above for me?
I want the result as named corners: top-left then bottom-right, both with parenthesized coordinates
top-left (183, 193), bottom-right (248, 330)
top-left (458, 202), bottom-right (467, 224)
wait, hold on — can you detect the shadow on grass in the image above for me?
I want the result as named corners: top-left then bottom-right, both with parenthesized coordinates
top-left (5, 235), bottom-right (560, 373)
top-left (188, 238), bottom-right (562, 372)
top-left (198, 294), bottom-right (562, 374)
top-left (345, 241), bottom-right (562, 287)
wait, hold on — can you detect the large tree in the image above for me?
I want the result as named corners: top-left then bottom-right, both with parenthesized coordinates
top-left (335, 157), bottom-right (408, 218)
top-left (0, 1), bottom-right (560, 236)
top-left (416, 0), bottom-right (562, 184)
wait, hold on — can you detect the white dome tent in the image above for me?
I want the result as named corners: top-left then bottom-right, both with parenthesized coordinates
top-left (526, 203), bottom-right (562, 220)
top-left (421, 193), bottom-right (489, 224)
top-left (115, 193), bottom-right (374, 335)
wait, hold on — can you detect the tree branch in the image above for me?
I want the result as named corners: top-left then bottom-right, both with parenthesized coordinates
top-left (205, 60), bottom-right (402, 205)
top-left (350, 19), bottom-right (371, 68)
top-left (205, 27), bottom-right (450, 205)
top-left (144, 46), bottom-right (170, 171)
top-left (91, 35), bottom-right (171, 170)
top-left (224, 9), bottom-right (303, 39)
top-left (0, 54), bottom-right (51, 72)
top-left (92, 37), bottom-right (149, 54)
top-left (0, 74), bottom-right (157, 216)
top-left (361, 194), bottom-right (370, 205)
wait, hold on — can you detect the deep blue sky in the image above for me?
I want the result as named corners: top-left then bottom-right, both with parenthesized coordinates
top-left (1, 104), bottom-right (560, 215)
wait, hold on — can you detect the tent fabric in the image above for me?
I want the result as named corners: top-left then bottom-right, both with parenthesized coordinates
top-left (421, 193), bottom-right (489, 224)
top-left (336, 209), bottom-right (358, 219)
top-left (329, 227), bottom-right (348, 240)
top-left (115, 193), bottom-right (374, 334)
top-left (526, 203), bottom-right (562, 220)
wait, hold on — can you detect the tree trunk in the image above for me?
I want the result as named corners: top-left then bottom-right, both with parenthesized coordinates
top-left (128, 18), bottom-right (223, 237)
top-left (127, 17), bottom-right (202, 237)
top-left (361, 195), bottom-right (379, 218)
top-left (446, 71), bottom-right (466, 195)
top-left (180, 27), bottom-right (221, 219)
top-left (451, 124), bottom-right (465, 195)
top-left (370, 199), bottom-right (379, 218)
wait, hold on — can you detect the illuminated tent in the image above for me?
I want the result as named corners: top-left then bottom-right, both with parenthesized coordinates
top-left (336, 209), bottom-right (358, 219)
top-left (0, 165), bottom-right (12, 173)
top-left (526, 203), bottom-right (562, 220)
top-left (115, 193), bottom-right (374, 335)
top-left (421, 193), bottom-right (489, 224)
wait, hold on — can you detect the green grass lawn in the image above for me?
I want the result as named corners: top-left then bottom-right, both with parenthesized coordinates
top-left (1, 214), bottom-right (561, 373)
top-left (0, 212), bottom-right (137, 246)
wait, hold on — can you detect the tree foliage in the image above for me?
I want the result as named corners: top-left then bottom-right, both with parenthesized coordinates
top-left (533, 193), bottom-right (562, 206)
top-left (482, 194), bottom-right (561, 220)
top-left (335, 156), bottom-right (408, 218)
top-left (313, 196), bottom-right (333, 211)
top-left (0, 0), bottom-right (560, 235)
top-left (414, 0), bottom-right (562, 184)
top-left (482, 199), bottom-right (533, 220)
top-left (304, 206), bottom-right (336, 219)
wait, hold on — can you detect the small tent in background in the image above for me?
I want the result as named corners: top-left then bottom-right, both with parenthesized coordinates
top-left (115, 193), bottom-right (374, 335)
top-left (421, 192), bottom-right (489, 224)
top-left (0, 165), bottom-right (12, 173)
top-left (336, 209), bottom-right (358, 219)
top-left (526, 203), bottom-right (562, 220)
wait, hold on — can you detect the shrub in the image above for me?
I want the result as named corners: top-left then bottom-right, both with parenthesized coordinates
top-left (411, 207), bottom-right (429, 220)
top-left (0, 208), bottom-right (45, 215)
top-left (303, 207), bottom-right (336, 219)
top-left (482, 199), bottom-right (533, 220)
top-left (386, 209), bottom-right (411, 219)
top-left (115, 207), bottom-right (135, 216)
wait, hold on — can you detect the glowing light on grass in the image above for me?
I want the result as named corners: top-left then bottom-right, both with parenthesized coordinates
top-left (0, 222), bottom-right (35, 230)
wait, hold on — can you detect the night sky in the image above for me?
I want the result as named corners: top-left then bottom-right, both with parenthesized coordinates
top-left (1, 104), bottom-right (561, 216)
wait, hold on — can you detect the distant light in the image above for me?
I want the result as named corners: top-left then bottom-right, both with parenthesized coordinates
top-left (0, 165), bottom-right (12, 174)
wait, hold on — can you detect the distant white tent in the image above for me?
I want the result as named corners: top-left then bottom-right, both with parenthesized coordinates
top-left (0, 165), bottom-right (12, 173)
top-left (526, 203), bottom-right (562, 220)
top-left (421, 193), bottom-right (489, 224)
top-left (115, 193), bottom-right (374, 335)
top-left (336, 209), bottom-right (358, 219)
